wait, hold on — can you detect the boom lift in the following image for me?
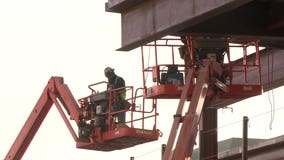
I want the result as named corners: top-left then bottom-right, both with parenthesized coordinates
top-left (140, 35), bottom-right (262, 160)
top-left (5, 77), bottom-right (161, 160)
top-left (5, 35), bottom-right (262, 160)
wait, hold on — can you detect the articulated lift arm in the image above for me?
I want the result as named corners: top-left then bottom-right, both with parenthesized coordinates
top-left (5, 76), bottom-right (161, 159)
top-left (173, 63), bottom-right (210, 159)
top-left (5, 77), bottom-right (82, 160)
top-left (163, 61), bottom-right (213, 160)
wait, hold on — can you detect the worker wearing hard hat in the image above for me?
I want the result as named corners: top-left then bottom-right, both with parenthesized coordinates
top-left (104, 67), bottom-right (127, 124)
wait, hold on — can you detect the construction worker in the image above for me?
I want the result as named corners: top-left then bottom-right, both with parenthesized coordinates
top-left (104, 67), bottom-right (127, 124)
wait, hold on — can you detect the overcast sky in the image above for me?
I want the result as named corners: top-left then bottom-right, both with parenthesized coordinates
top-left (1, 1), bottom-right (284, 160)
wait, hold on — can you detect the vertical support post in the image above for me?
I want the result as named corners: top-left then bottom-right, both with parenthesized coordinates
top-left (243, 45), bottom-right (248, 84)
top-left (199, 106), bottom-right (218, 160)
top-left (242, 116), bottom-right (249, 160)
top-left (161, 144), bottom-right (166, 159)
top-left (185, 36), bottom-right (194, 65)
top-left (154, 40), bottom-right (158, 66)
top-left (255, 41), bottom-right (262, 85)
top-left (140, 46), bottom-right (146, 88)
top-left (171, 45), bottom-right (175, 64)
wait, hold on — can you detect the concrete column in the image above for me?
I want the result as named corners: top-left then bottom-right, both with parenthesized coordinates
top-left (199, 105), bottom-right (218, 160)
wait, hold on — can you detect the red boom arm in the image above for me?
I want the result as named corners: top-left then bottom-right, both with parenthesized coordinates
top-left (162, 60), bottom-right (219, 160)
top-left (5, 77), bottom-right (82, 160)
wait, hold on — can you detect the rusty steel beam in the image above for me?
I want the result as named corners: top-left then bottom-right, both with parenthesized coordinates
top-left (106, 0), bottom-right (253, 51)
top-left (105, 0), bottom-right (144, 13)
top-left (107, 0), bottom-right (284, 51)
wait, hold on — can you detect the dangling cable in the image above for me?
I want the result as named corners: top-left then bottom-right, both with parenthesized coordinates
top-left (269, 87), bottom-right (275, 130)
top-left (267, 51), bottom-right (275, 130)
top-left (270, 51), bottom-right (276, 130)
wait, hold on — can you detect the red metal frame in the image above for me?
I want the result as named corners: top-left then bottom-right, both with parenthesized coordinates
top-left (78, 81), bottom-right (161, 151)
top-left (141, 37), bottom-right (188, 99)
top-left (140, 36), bottom-right (263, 100)
top-left (220, 40), bottom-right (263, 98)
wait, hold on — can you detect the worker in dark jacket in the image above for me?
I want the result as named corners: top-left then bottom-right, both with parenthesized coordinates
top-left (104, 67), bottom-right (127, 124)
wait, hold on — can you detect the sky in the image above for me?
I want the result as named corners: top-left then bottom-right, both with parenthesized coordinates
top-left (1, 1), bottom-right (284, 160)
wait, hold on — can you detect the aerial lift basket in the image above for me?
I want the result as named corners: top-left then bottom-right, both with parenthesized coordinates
top-left (141, 36), bottom-right (262, 100)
